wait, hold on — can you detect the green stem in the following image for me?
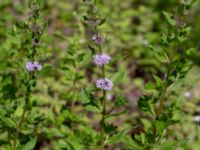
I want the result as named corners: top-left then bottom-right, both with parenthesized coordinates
top-left (70, 79), bottom-right (77, 114)
top-left (156, 49), bottom-right (171, 119)
top-left (156, 85), bottom-right (167, 118)
top-left (15, 106), bottom-right (27, 145)
top-left (93, 16), bottom-right (106, 150)
top-left (14, 88), bottom-right (30, 148)
top-left (100, 61), bottom-right (106, 150)
top-left (13, 2), bottom-right (41, 148)
top-left (100, 91), bottom-right (106, 150)
top-left (14, 72), bottom-right (32, 148)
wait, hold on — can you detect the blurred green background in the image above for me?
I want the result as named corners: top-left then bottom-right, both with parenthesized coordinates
top-left (0, 0), bottom-right (200, 149)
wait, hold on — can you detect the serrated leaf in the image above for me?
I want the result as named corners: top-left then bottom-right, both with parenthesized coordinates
top-left (105, 110), bottom-right (127, 119)
top-left (0, 116), bottom-right (16, 128)
top-left (88, 45), bottom-right (96, 55)
top-left (80, 88), bottom-right (91, 104)
top-left (80, 88), bottom-right (101, 111)
top-left (162, 11), bottom-right (176, 26)
top-left (154, 120), bottom-right (168, 136)
top-left (110, 71), bottom-right (125, 85)
top-left (115, 95), bottom-right (127, 106)
top-left (22, 137), bottom-right (37, 150)
top-left (107, 130), bottom-right (126, 144)
top-left (141, 119), bottom-right (152, 131)
top-left (103, 122), bottom-right (117, 133)
top-left (138, 96), bottom-right (155, 116)
top-left (148, 46), bottom-right (168, 63)
top-left (98, 18), bottom-right (106, 26)
top-left (123, 135), bottom-right (144, 150)
top-left (145, 81), bottom-right (155, 90)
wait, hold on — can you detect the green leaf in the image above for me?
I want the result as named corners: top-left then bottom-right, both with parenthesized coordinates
top-left (85, 105), bottom-right (101, 113)
top-left (104, 110), bottom-right (127, 119)
top-left (190, 0), bottom-right (198, 6)
top-left (98, 18), bottom-right (106, 26)
top-left (83, 15), bottom-right (88, 21)
top-left (40, 64), bottom-right (53, 75)
top-left (80, 88), bottom-right (91, 104)
top-left (148, 46), bottom-right (169, 63)
top-left (107, 130), bottom-right (127, 144)
top-left (74, 73), bottom-right (84, 81)
top-left (88, 45), bottom-right (96, 55)
top-left (103, 122), bottom-right (117, 133)
top-left (77, 53), bottom-right (85, 63)
top-left (110, 71), bottom-right (125, 85)
top-left (22, 137), bottom-right (37, 150)
top-left (154, 120), bottom-right (167, 136)
top-left (138, 96), bottom-right (155, 116)
top-left (153, 75), bottom-right (164, 91)
top-left (185, 48), bottom-right (200, 65)
top-left (115, 95), bottom-right (127, 106)
top-left (156, 140), bottom-right (190, 150)
top-left (0, 116), bottom-right (16, 128)
top-left (141, 119), bottom-right (152, 131)
top-left (0, 106), bottom-right (7, 116)
top-left (162, 11), bottom-right (176, 26)
top-left (123, 135), bottom-right (144, 150)
top-left (0, 76), bottom-right (12, 88)
top-left (145, 81), bottom-right (155, 90)
top-left (80, 88), bottom-right (101, 111)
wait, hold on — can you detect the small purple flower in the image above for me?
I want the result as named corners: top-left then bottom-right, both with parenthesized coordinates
top-left (33, 61), bottom-right (42, 70)
top-left (96, 78), bottom-right (113, 91)
top-left (92, 34), bottom-right (105, 44)
top-left (26, 62), bottom-right (35, 72)
top-left (93, 53), bottom-right (111, 66)
top-left (25, 61), bottom-right (42, 72)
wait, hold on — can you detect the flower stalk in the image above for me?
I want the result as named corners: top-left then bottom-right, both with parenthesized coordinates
top-left (13, 0), bottom-right (45, 148)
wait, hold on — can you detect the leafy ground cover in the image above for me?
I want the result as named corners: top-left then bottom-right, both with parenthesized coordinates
top-left (0, 0), bottom-right (200, 150)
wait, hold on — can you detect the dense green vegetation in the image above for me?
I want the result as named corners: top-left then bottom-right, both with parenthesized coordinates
top-left (0, 0), bottom-right (200, 149)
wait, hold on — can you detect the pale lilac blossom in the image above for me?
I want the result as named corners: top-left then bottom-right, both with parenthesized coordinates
top-left (96, 78), bottom-right (113, 91)
top-left (107, 94), bottom-right (113, 101)
top-left (26, 61), bottom-right (42, 72)
top-left (194, 115), bottom-right (200, 124)
top-left (184, 91), bottom-right (191, 98)
top-left (93, 53), bottom-right (111, 66)
top-left (33, 62), bottom-right (42, 70)
top-left (92, 34), bottom-right (105, 44)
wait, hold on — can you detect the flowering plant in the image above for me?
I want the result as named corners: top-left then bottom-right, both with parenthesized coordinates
top-left (0, 0), bottom-right (199, 150)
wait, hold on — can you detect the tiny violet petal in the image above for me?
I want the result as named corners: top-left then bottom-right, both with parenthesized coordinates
top-left (93, 53), bottom-right (111, 66)
top-left (96, 78), bottom-right (113, 91)
top-left (92, 34), bottom-right (105, 44)
top-left (26, 61), bottom-right (34, 72)
top-left (33, 61), bottom-right (42, 70)
top-left (25, 61), bottom-right (42, 72)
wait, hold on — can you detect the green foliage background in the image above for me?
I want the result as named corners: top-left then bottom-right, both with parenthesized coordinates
top-left (0, 0), bottom-right (200, 149)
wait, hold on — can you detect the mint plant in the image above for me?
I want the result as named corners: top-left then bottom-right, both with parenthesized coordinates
top-left (14, 1), bottom-right (46, 149)
top-left (81, 1), bottom-right (128, 149)
top-left (130, 1), bottom-right (199, 149)
top-left (0, 0), bottom-right (199, 150)
top-left (0, 0), bottom-right (46, 149)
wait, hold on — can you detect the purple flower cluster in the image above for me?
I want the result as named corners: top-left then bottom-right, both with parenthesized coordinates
top-left (26, 61), bottom-right (42, 72)
top-left (91, 32), bottom-right (113, 91)
top-left (92, 34), bottom-right (105, 45)
top-left (96, 78), bottom-right (113, 91)
top-left (93, 53), bottom-right (111, 66)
